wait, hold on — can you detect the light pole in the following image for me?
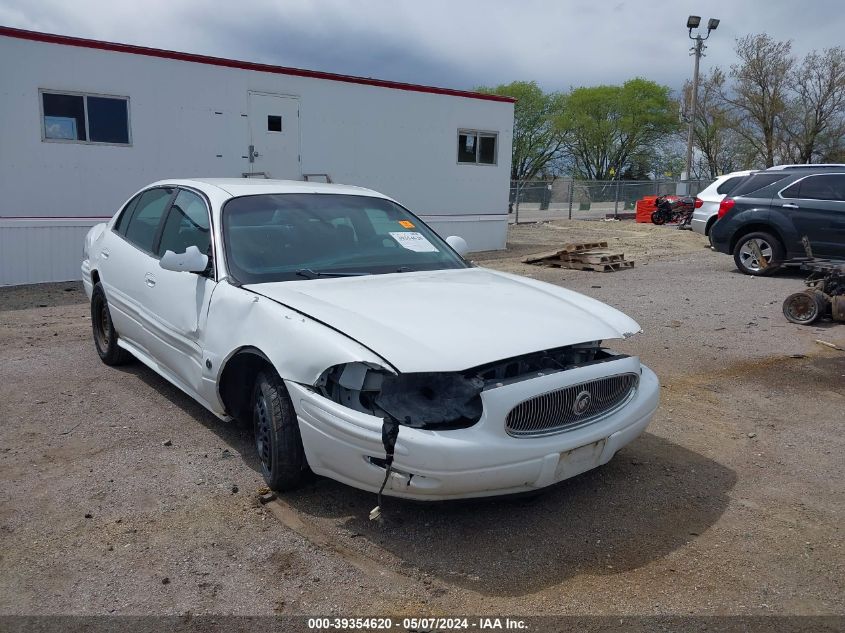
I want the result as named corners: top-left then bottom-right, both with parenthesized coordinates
top-left (684, 15), bottom-right (719, 188)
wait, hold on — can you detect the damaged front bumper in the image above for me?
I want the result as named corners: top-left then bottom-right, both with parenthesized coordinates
top-left (287, 354), bottom-right (659, 500)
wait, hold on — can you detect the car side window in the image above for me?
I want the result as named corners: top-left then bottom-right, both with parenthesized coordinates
top-left (157, 189), bottom-right (212, 257)
top-left (832, 175), bottom-right (845, 202)
top-left (122, 188), bottom-right (174, 253)
top-left (799, 175), bottom-right (845, 202)
top-left (716, 177), bottom-right (743, 195)
top-left (780, 180), bottom-right (802, 199)
top-left (113, 194), bottom-right (141, 235)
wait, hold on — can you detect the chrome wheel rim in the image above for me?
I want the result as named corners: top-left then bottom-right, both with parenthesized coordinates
top-left (738, 238), bottom-right (773, 272)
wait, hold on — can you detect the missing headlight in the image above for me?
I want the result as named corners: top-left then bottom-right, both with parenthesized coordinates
top-left (315, 343), bottom-right (616, 430)
top-left (315, 363), bottom-right (483, 430)
top-left (375, 373), bottom-right (483, 429)
top-left (315, 362), bottom-right (386, 415)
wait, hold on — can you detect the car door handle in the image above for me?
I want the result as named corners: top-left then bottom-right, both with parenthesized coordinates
top-left (144, 273), bottom-right (156, 287)
top-left (101, 248), bottom-right (110, 259)
top-left (782, 203), bottom-right (799, 209)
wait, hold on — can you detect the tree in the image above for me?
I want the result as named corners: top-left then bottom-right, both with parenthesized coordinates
top-left (557, 78), bottom-right (679, 180)
top-left (724, 34), bottom-right (793, 167)
top-left (475, 81), bottom-right (568, 183)
top-left (685, 68), bottom-right (748, 177)
top-left (782, 47), bottom-right (845, 163)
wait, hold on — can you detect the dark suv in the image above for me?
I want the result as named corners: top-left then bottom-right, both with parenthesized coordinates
top-left (710, 167), bottom-right (845, 275)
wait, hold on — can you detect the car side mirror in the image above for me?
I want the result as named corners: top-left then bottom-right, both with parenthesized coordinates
top-left (446, 235), bottom-right (469, 257)
top-left (160, 245), bottom-right (209, 273)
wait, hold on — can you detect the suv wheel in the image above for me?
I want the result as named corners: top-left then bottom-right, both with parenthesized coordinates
top-left (733, 232), bottom-right (784, 276)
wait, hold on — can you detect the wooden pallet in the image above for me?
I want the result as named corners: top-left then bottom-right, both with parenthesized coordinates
top-left (558, 241), bottom-right (608, 253)
top-left (523, 241), bottom-right (633, 272)
top-left (559, 251), bottom-right (625, 264)
top-left (523, 241), bottom-right (609, 264)
top-left (554, 260), bottom-right (635, 272)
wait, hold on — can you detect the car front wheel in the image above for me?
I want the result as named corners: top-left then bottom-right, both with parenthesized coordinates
top-left (252, 370), bottom-right (308, 491)
top-left (90, 282), bottom-right (132, 365)
top-left (733, 232), bottom-right (783, 276)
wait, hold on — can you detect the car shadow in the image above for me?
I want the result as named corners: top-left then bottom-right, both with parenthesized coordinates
top-left (118, 361), bottom-right (736, 597)
top-left (114, 361), bottom-right (264, 474)
top-left (726, 267), bottom-right (816, 280)
top-left (283, 432), bottom-right (736, 596)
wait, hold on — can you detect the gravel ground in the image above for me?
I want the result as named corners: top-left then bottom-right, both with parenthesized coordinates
top-left (0, 219), bottom-right (843, 617)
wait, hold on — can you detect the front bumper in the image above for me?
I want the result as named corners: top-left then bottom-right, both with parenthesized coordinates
top-left (81, 260), bottom-right (94, 298)
top-left (288, 355), bottom-right (659, 500)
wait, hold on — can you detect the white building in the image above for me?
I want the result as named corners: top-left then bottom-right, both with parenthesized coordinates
top-left (0, 26), bottom-right (514, 285)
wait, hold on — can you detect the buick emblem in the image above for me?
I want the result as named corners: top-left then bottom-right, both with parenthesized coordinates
top-left (573, 390), bottom-right (592, 416)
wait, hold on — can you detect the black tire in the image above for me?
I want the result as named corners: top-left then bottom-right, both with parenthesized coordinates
top-left (782, 291), bottom-right (826, 325)
top-left (651, 210), bottom-right (666, 225)
top-left (732, 231), bottom-right (784, 276)
top-left (252, 370), bottom-right (308, 491)
top-left (90, 282), bottom-right (132, 366)
top-left (706, 218), bottom-right (717, 247)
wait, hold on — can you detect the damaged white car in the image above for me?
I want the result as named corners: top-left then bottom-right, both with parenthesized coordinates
top-left (82, 179), bottom-right (659, 502)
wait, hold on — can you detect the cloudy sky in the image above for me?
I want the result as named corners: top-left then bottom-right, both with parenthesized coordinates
top-left (1, 0), bottom-right (842, 92)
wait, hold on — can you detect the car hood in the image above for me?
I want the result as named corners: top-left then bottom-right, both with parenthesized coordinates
top-left (245, 267), bottom-right (641, 373)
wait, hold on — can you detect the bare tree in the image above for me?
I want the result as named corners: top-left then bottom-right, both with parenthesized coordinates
top-left (724, 34), bottom-right (793, 167)
top-left (685, 68), bottom-right (744, 177)
top-left (782, 47), bottom-right (845, 163)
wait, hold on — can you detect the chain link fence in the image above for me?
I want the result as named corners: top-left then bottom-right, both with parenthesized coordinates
top-left (508, 178), bottom-right (712, 223)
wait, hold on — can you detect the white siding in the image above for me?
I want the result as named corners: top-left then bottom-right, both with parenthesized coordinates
top-left (0, 34), bottom-right (514, 284)
top-left (0, 218), bottom-right (101, 284)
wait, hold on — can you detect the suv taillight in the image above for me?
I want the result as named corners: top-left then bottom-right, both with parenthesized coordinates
top-left (718, 198), bottom-right (735, 219)
top-left (694, 197), bottom-right (703, 208)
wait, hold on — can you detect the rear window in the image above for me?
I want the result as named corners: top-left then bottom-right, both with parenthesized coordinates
top-left (730, 173), bottom-right (790, 197)
top-left (716, 176), bottom-right (746, 195)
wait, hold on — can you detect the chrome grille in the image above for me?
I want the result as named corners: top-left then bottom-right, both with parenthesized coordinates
top-left (505, 373), bottom-right (639, 437)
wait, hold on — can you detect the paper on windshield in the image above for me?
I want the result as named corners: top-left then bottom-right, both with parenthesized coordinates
top-left (389, 231), bottom-right (439, 253)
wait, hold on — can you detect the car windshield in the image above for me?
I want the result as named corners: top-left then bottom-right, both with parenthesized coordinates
top-left (222, 193), bottom-right (469, 284)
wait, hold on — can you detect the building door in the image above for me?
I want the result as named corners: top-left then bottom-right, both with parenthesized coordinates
top-left (248, 92), bottom-right (300, 179)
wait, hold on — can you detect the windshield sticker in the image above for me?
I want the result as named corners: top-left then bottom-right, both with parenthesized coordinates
top-left (389, 231), bottom-right (439, 252)
top-left (398, 220), bottom-right (415, 228)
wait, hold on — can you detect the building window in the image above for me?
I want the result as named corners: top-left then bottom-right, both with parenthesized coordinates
top-left (457, 130), bottom-right (497, 165)
top-left (41, 90), bottom-right (130, 145)
top-left (267, 115), bottom-right (282, 132)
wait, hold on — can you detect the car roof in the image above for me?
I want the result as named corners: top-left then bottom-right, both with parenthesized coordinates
top-left (146, 178), bottom-right (390, 199)
top-left (766, 164), bottom-right (845, 171)
top-left (697, 170), bottom-right (756, 196)
top-left (716, 170), bottom-right (756, 179)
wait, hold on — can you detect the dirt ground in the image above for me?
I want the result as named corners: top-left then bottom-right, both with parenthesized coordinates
top-left (0, 219), bottom-right (843, 618)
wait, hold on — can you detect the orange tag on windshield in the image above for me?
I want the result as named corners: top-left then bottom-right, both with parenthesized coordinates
top-left (398, 220), bottom-right (415, 228)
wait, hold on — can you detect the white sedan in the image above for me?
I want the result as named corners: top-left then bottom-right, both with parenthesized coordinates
top-left (82, 179), bottom-right (659, 501)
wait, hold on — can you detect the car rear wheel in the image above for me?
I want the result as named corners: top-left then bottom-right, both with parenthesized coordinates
top-left (706, 218), bottom-right (717, 247)
top-left (90, 282), bottom-right (132, 366)
top-left (252, 370), bottom-right (308, 491)
top-left (733, 232), bottom-right (783, 276)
